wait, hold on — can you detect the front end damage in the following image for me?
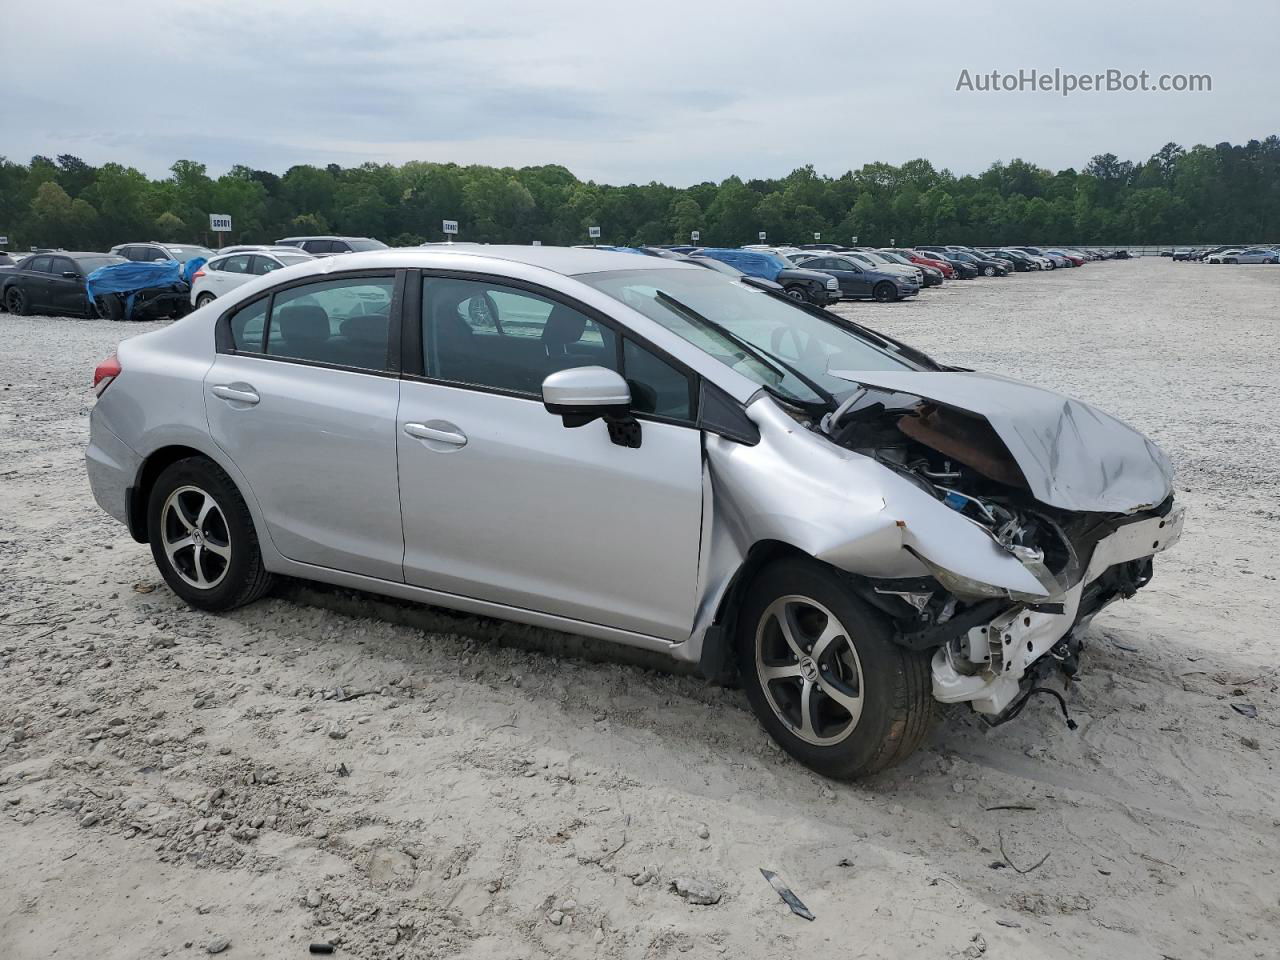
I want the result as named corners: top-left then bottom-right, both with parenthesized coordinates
top-left (697, 369), bottom-right (1183, 724)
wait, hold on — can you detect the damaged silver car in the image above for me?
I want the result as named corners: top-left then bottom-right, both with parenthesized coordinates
top-left (86, 247), bottom-right (1183, 779)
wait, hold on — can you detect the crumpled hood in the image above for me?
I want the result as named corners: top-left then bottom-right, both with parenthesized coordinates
top-left (829, 370), bottom-right (1174, 514)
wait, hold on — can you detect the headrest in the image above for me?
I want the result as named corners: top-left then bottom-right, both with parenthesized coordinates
top-left (541, 305), bottom-right (587, 347)
top-left (277, 304), bottom-right (329, 342)
top-left (340, 314), bottom-right (387, 343)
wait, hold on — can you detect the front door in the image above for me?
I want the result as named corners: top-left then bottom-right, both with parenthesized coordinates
top-left (204, 272), bottom-right (405, 580)
top-left (397, 274), bottom-right (705, 641)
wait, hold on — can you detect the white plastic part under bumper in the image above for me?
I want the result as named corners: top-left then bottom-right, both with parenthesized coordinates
top-left (930, 503), bottom-right (1186, 715)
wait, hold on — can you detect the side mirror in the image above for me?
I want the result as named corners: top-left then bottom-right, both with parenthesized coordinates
top-left (542, 366), bottom-right (641, 448)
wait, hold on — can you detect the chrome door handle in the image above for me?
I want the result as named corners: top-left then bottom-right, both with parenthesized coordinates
top-left (211, 384), bottom-right (260, 405)
top-left (403, 422), bottom-right (467, 447)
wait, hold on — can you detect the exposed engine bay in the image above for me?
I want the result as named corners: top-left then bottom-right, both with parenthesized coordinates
top-left (810, 379), bottom-right (1185, 720)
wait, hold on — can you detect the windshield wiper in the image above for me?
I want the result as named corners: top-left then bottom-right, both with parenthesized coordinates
top-left (653, 291), bottom-right (836, 411)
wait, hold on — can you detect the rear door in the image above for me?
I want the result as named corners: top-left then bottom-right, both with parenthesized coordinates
top-left (23, 256), bottom-right (54, 309)
top-left (396, 272), bottom-right (705, 641)
top-left (204, 270), bottom-right (405, 580)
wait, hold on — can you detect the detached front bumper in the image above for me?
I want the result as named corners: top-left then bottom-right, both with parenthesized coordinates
top-left (930, 503), bottom-right (1185, 715)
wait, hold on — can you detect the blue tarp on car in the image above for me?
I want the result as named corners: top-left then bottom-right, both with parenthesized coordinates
top-left (85, 260), bottom-right (195, 321)
top-left (692, 248), bottom-right (789, 282)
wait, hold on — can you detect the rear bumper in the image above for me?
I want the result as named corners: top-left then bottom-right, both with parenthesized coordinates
top-left (86, 410), bottom-right (141, 528)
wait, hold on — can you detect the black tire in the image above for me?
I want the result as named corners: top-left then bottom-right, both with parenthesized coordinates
top-left (872, 281), bottom-right (897, 303)
top-left (5, 286), bottom-right (28, 315)
top-left (736, 558), bottom-right (934, 780)
top-left (195, 292), bottom-right (216, 308)
top-left (1224, 258), bottom-right (1237, 265)
top-left (99, 294), bottom-right (124, 322)
top-left (147, 456), bottom-right (273, 612)
top-left (783, 285), bottom-right (808, 303)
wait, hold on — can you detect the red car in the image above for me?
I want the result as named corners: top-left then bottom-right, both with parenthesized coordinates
top-left (887, 248), bottom-right (955, 279)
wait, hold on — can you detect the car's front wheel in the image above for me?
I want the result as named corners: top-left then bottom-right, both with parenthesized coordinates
top-left (5, 287), bottom-right (28, 315)
top-left (147, 457), bottom-right (273, 611)
top-left (783, 285), bottom-right (809, 303)
top-left (736, 558), bottom-right (934, 779)
top-left (872, 281), bottom-right (897, 302)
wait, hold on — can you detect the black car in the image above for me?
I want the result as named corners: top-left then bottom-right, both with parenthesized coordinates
top-left (950, 250), bottom-right (1008, 277)
top-left (916, 249), bottom-right (979, 279)
top-left (1, 252), bottom-right (126, 317)
top-left (789, 253), bottom-right (920, 302)
top-left (985, 249), bottom-right (1035, 272)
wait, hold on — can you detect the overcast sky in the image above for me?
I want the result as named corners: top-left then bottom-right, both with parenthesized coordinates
top-left (2, 1), bottom-right (1274, 185)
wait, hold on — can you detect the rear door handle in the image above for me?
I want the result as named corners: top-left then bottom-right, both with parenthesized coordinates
top-left (403, 422), bottom-right (467, 447)
top-left (211, 384), bottom-right (260, 405)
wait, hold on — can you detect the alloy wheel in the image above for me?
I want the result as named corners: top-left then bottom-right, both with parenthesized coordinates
top-left (160, 485), bottom-right (232, 589)
top-left (755, 595), bottom-right (865, 746)
top-left (6, 288), bottom-right (25, 314)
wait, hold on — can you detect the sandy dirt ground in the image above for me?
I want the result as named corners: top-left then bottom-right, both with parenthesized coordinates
top-left (1, 258), bottom-right (1277, 960)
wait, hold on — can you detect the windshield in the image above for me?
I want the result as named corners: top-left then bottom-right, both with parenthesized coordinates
top-left (578, 267), bottom-right (918, 408)
top-left (348, 238), bottom-right (389, 251)
top-left (878, 252), bottom-right (911, 265)
top-left (78, 255), bottom-right (126, 274)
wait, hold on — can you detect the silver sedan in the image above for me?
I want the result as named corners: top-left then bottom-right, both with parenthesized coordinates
top-left (86, 247), bottom-right (1183, 779)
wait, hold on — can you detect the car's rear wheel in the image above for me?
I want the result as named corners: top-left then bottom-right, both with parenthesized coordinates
top-left (195, 292), bottom-right (216, 308)
top-left (736, 559), bottom-right (934, 779)
top-left (1225, 258), bottom-right (1238, 265)
top-left (6, 287), bottom-right (28, 315)
top-left (147, 457), bottom-right (273, 611)
top-left (783, 285), bottom-right (808, 303)
top-left (872, 281), bottom-right (897, 302)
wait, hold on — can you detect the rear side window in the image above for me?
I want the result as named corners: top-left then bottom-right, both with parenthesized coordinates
top-left (28, 256), bottom-right (52, 273)
top-left (221, 255), bottom-right (252, 274)
top-left (228, 298), bottom-right (268, 352)
top-left (265, 277), bottom-right (394, 371)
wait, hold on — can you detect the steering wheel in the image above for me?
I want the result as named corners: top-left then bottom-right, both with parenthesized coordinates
top-left (467, 291), bottom-right (504, 334)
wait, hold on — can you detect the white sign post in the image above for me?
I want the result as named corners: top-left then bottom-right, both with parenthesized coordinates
top-left (813, 232), bottom-right (821, 241)
top-left (890, 238), bottom-right (896, 246)
top-left (758, 231), bottom-right (767, 241)
top-left (851, 235), bottom-right (859, 245)
top-left (0, 235), bottom-right (8, 248)
top-left (209, 214), bottom-right (232, 248)
top-left (691, 230), bottom-right (700, 243)
top-left (442, 219), bottom-right (458, 243)
top-left (588, 226), bottom-right (601, 246)
top-left (531, 240), bottom-right (542, 247)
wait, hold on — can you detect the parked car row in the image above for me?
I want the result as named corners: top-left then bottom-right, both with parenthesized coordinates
top-left (1170, 244), bottom-right (1280, 263)
top-left (0, 235), bottom-right (391, 319)
top-left (1, 232), bottom-right (1119, 320)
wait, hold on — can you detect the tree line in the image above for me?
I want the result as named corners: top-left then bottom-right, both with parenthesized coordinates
top-left (1, 136), bottom-right (1277, 252)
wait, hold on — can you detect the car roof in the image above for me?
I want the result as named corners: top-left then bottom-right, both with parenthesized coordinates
top-left (411, 244), bottom-right (694, 276)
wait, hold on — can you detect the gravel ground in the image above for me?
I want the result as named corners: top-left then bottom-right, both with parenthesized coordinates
top-left (1, 259), bottom-right (1277, 960)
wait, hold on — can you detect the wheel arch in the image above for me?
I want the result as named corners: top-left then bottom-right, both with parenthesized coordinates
top-left (127, 441), bottom-right (270, 559)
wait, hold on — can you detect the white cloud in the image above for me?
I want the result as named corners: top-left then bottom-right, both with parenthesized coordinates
top-left (1, 0), bottom-right (1272, 183)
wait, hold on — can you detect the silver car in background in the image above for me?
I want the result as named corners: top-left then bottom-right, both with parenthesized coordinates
top-left (86, 247), bottom-right (1183, 779)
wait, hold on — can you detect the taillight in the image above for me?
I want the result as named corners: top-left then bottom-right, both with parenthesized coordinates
top-left (93, 353), bottom-right (121, 397)
top-left (192, 268), bottom-right (205, 280)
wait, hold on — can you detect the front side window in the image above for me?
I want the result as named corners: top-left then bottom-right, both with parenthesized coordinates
top-left (27, 256), bottom-right (52, 274)
top-left (422, 277), bottom-right (616, 396)
top-left (265, 276), bottom-right (394, 370)
top-left (250, 255), bottom-right (281, 275)
top-left (51, 257), bottom-right (75, 275)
